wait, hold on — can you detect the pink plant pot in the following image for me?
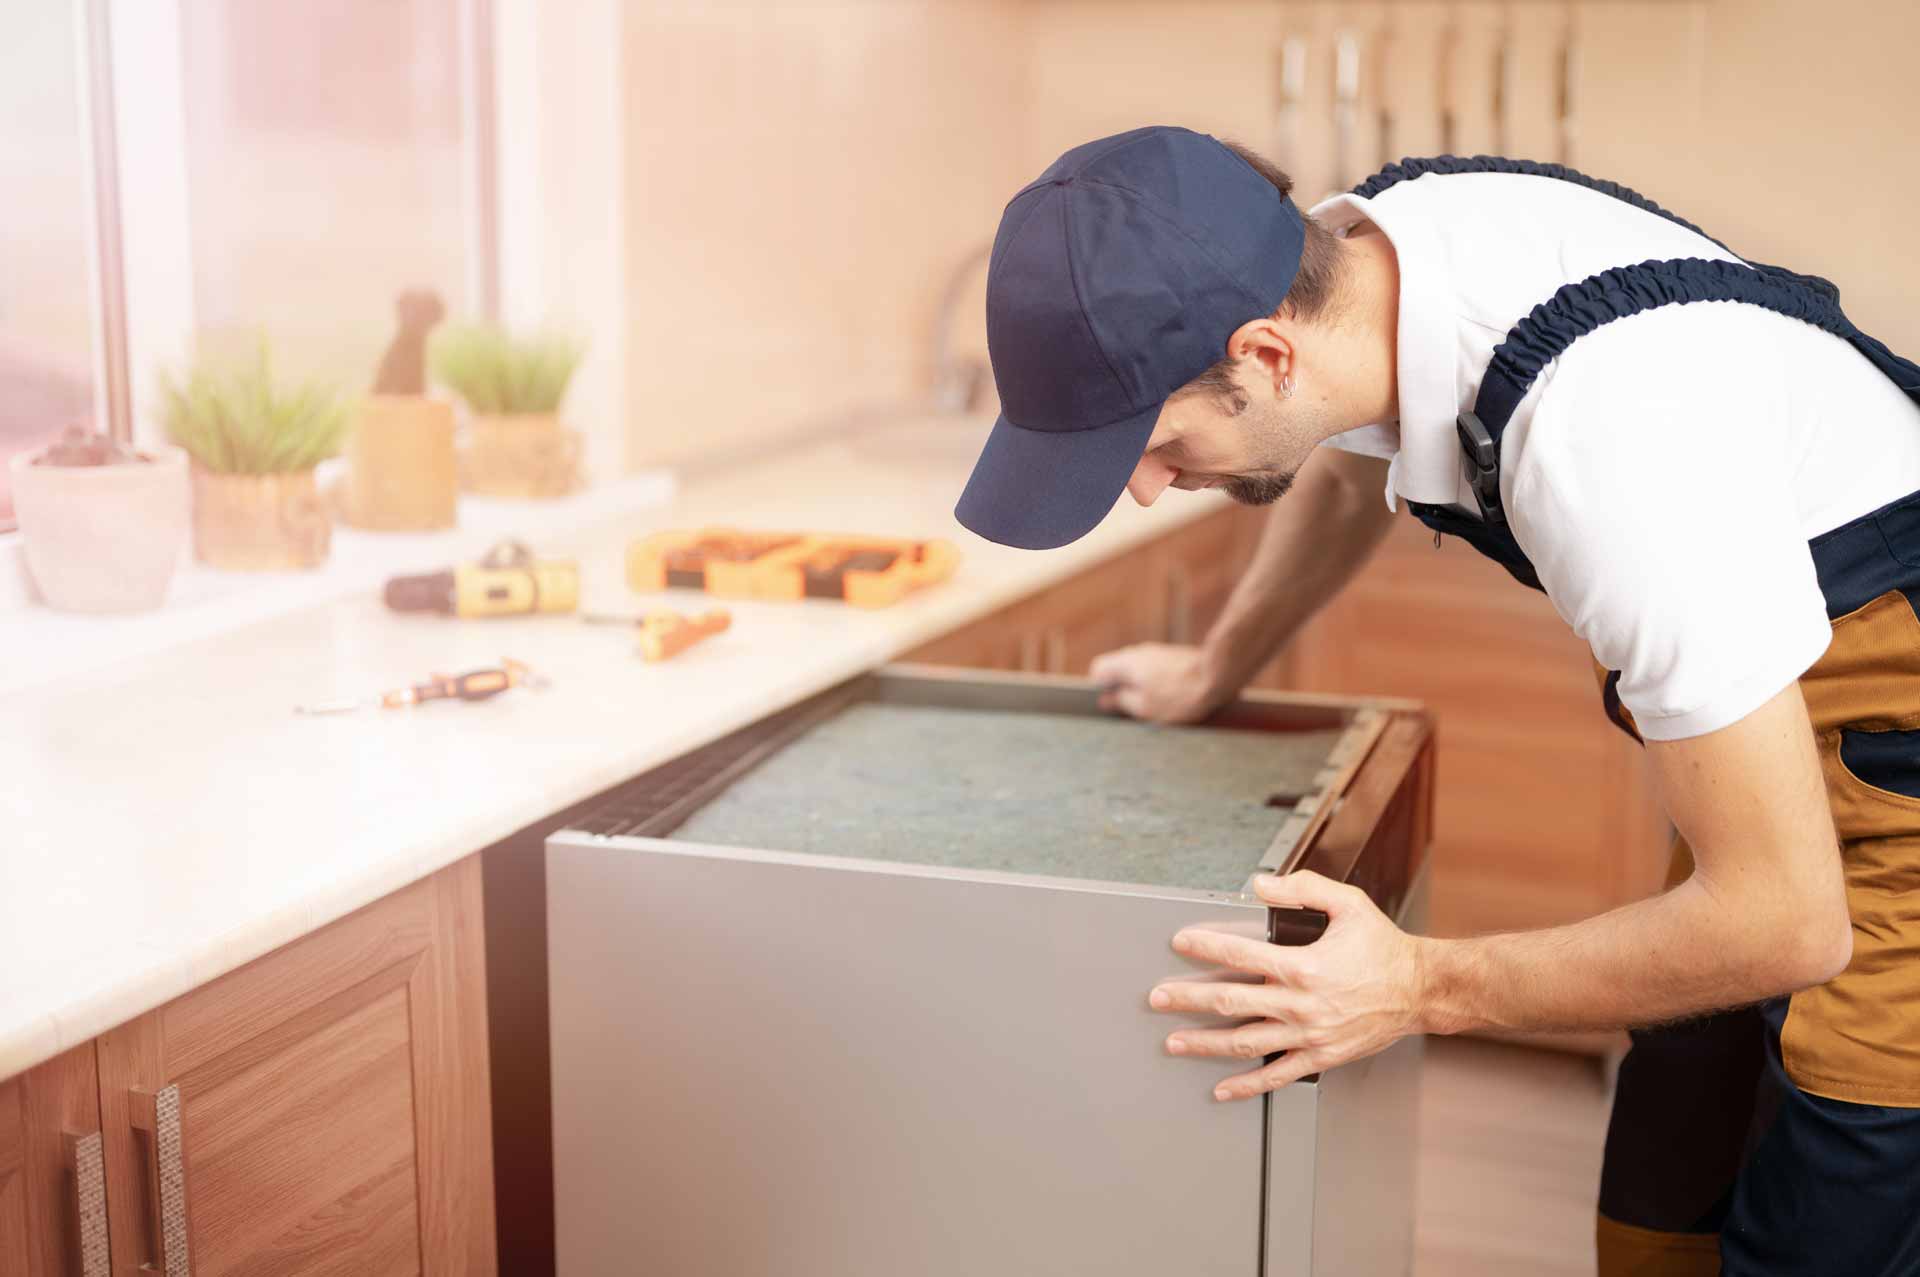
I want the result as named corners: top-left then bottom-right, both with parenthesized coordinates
top-left (10, 445), bottom-right (190, 612)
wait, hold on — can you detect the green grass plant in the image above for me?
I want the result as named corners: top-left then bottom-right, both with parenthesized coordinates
top-left (430, 324), bottom-right (583, 415)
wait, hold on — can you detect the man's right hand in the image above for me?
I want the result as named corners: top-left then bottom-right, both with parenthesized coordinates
top-left (1089, 643), bottom-right (1230, 724)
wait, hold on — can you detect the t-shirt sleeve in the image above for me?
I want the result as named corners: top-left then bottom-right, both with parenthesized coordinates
top-left (1506, 315), bottom-right (1833, 741)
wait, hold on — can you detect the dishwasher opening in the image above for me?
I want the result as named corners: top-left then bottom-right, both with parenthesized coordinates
top-left (669, 701), bottom-right (1343, 890)
top-left (567, 665), bottom-right (1382, 895)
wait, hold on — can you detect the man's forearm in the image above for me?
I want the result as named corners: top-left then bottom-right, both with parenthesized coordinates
top-left (1203, 449), bottom-right (1395, 693)
top-left (1417, 875), bottom-right (1845, 1037)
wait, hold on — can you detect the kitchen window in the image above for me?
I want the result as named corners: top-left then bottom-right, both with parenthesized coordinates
top-left (0, 0), bottom-right (99, 530)
top-left (1, 0), bottom-right (499, 529)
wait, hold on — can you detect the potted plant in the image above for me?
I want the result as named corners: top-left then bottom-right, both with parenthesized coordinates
top-left (344, 289), bottom-right (458, 531)
top-left (9, 426), bottom-right (189, 612)
top-left (160, 344), bottom-right (349, 571)
top-left (430, 324), bottom-right (585, 499)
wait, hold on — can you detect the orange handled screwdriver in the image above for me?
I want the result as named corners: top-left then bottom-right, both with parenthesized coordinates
top-left (583, 609), bottom-right (732, 662)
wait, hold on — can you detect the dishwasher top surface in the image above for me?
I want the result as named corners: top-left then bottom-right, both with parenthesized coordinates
top-left (663, 700), bottom-right (1347, 892)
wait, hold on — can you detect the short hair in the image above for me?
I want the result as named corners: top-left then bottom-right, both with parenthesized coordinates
top-left (1179, 141), bottom-right (1348, 413)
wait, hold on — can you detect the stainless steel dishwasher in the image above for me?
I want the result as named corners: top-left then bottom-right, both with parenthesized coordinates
top-left (547, 666), bottom-right (1432, 1276)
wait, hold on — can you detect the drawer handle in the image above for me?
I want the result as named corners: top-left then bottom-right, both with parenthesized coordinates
top-left (130, 1085), bottom-right (191, 1276)
top-left (1043, 629), bottom-right (1067, 674)
top-left (63, 1130), bottom-right (111, 1277)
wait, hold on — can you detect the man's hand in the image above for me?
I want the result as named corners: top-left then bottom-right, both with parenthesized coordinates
top-left (1147, 870), bottom-right (1425, 1101)
top-left (1090, 643), bottom-right (1227, 723)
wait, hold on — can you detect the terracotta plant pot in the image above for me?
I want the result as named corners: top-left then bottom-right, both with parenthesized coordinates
top-left (461, 412), bottom-right (582, 500)
top-left (344, 395), bottom-right (457, 530)
top-left (9, 445), bottom-right (189, 612)
top-left (191, 467), bottom-right (330, 571)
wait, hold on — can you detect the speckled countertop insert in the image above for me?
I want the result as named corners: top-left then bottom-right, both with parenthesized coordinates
top-left (668, 702), bottom-right (1345, 891)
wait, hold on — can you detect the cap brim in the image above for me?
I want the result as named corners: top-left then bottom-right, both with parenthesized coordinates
top-left (953, 403), bottom-right (1161, 550)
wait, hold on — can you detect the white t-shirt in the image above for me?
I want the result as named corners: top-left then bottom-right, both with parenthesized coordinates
top-left (1311, 173), bottom-right (1920, 741)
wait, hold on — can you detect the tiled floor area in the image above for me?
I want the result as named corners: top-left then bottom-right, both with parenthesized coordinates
top-left (1416, 1037), bottom-right (1615, 1276)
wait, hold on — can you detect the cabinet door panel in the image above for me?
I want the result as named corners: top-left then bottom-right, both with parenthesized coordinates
top-left (0, 1079), bottom-right (25, 1273)
top-left (186, 983), bottom-right (420, 1275)
top-left (1027, 545), bottom-right (1169, 674)
top-left (0, 1043), bottom-right (109, 1277)
top-left (1162, 506), bottom-right (1257, 644)
top-left (95, 857), bottom-right (493, 1277)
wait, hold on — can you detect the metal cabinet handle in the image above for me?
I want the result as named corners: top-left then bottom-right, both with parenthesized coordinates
top-left (130, 1085), bottom-right (191, 1276)
top-left (1017, 631), bottom-right (1042, 672)
top-left (1043, 629), bottom-right (1067, 674)
top-left (1165, 561), bottom-right (1193, 644)
top-left (62, 1131), bottom-right (111, 1277)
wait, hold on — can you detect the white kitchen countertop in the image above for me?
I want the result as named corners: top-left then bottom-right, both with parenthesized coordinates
top-left (0, 416), bottom-right (1229, 1080)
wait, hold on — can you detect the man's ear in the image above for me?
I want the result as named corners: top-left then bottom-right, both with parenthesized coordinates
top-left (1226, 316), bottom-right (1294, 398)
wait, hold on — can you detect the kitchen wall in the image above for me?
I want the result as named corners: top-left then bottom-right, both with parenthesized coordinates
top-left (618, 0), bottom-right (1919, 469)
top-left (621, 0), bottom-right (1029, 469)
top-left (1577, 0), bottom-right (1920, 353)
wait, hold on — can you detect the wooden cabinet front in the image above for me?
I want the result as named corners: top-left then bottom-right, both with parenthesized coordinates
top-left (91, 856), bottom-right (495, 1277)
top-left (0, 1044), bottom-right (109, 1277)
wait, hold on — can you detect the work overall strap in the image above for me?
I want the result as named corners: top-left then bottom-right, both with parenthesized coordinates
top-left (1354, 155), bottom-right (1920, 739)
top-left (1459, 257), bottom-right (1920, 526)
top-left (1356, 154), bottom-right (1920, 539)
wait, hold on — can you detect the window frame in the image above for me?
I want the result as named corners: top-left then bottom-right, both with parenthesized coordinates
top-left (3, 0), bottom-right (628, 537)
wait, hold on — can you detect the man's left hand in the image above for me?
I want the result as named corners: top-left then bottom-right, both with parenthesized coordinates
top-left (1148, 870), bottom-right (1426, 1101)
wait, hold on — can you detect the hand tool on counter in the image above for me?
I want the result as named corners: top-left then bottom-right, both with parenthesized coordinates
top-left (384, 539), bottom-right (579, 617)
top-left (295, 657), bottom-right (548, 715)
top-left (626, 528), bottom-right (958, 607)
top-left (583, 608), bottom-right (732, 662)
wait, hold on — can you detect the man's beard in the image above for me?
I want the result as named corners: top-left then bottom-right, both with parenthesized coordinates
top-left (1222, 470), bottom-right (1295, 506)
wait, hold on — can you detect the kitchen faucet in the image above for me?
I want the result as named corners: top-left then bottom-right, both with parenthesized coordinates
top-left (930, 243), bottom-right (992, 415)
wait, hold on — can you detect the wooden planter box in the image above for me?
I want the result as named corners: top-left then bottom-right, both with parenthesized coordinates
top-left (191, 468), bottom-right (330, 571)
top-left (461, 412), bottom-right (581, 500)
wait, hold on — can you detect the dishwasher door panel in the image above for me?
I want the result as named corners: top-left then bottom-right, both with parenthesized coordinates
top-left (548, 834), bottom-right (1269, 1276)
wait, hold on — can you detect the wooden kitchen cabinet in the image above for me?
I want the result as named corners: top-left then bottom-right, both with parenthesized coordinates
top-left (905, 508), bottom-right (1253, 678)
top-left (911, 504), bottom-right (1670, 948)
top-left (91, 855), bottom-right (496, 1277)
top-left (0, 1044), bottom-right (110, 1277)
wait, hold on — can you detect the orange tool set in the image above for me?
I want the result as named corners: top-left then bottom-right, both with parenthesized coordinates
top-left (626, 529), bottom-right (958, 608)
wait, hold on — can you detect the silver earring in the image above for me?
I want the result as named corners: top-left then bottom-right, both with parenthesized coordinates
top-left (1279, 375), bottom-right (1295, 400)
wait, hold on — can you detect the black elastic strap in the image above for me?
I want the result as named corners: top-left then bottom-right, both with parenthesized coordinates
top-left (1351, 154), bottom-right (1731, 250)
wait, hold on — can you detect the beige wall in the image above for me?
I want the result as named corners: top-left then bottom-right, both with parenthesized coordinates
top-left (1584, 0), bottom-right (1920, 352)
top-left (620, 0), bottom-right (1920, 469)
top-left (622, 0), bottom-right (1029, 469)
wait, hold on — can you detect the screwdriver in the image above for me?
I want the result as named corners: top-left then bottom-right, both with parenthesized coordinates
top-left (295, 658), bottom-right (547, 715)
top-left (583, 608), bottom-right (732, 661)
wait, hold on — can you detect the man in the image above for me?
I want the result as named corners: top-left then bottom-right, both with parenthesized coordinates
top-left (953, 126), bottom-right (1920, 1276)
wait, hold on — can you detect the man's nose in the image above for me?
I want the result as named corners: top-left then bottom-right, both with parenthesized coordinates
top-left (1127, 454), bottom-right (1177, 507)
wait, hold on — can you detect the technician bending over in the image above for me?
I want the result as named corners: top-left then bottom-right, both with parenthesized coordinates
top-left (953, 126), bottom-right (1920, 1276)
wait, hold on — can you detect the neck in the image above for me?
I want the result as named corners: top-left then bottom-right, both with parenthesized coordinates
top-left (1312, 228), bottom-right (1401, 439)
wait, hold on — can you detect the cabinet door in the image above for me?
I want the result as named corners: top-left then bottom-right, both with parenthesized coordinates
top-left (899, 601), bottom-right (1037, 671)
top-left (94, 856), bottom-right (495, 1277)
top-left (1162, 506), bottom-right (1259, 645)
top-left (0, 1044), bottom-right (111, 1277)
top-left (1022, 544), bottom-right (1171, 674)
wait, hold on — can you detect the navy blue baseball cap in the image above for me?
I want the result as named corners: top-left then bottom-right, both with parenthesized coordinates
top-left (954, 127), bottom-right (1306, 550)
